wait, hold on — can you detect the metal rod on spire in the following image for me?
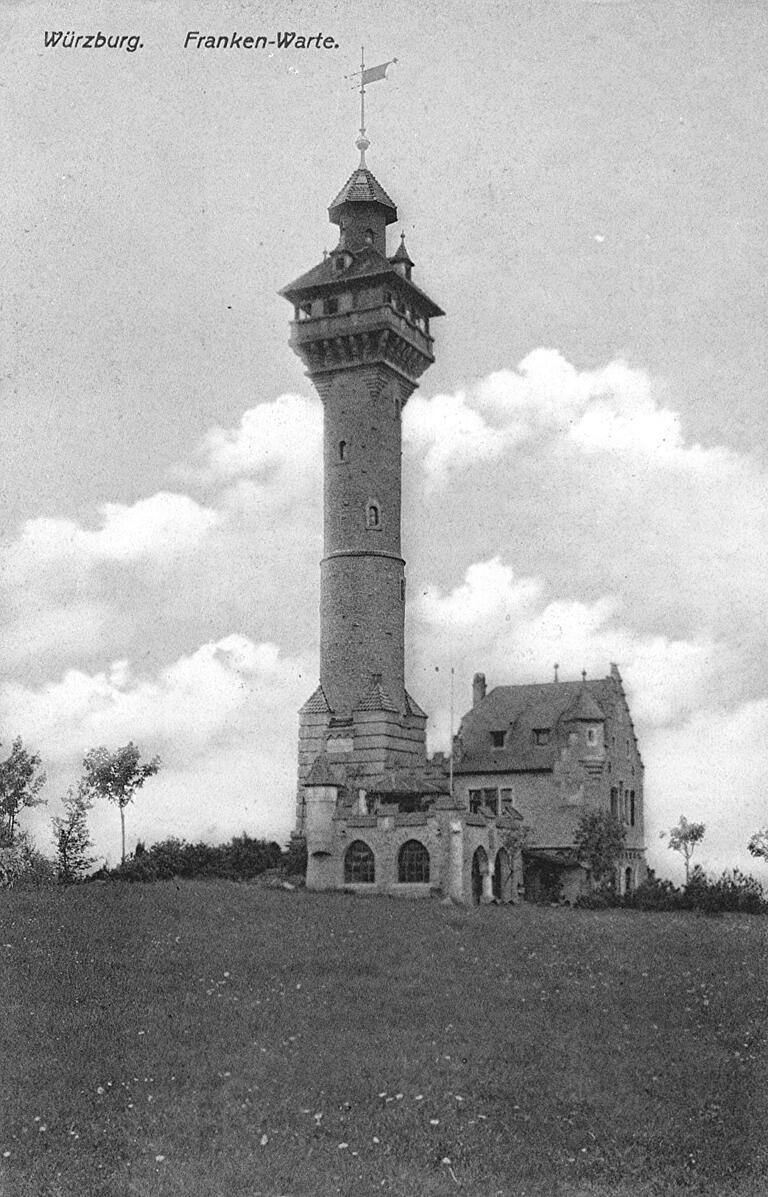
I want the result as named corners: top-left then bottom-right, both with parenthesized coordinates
top-left (360, 44), bottom-right (366, 139)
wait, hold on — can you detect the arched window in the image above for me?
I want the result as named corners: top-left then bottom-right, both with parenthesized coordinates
top-left (398, 839), bottom-right (430, 883)
top-left (338, 440), bottom-right (347, 462)
top-left (366, 501), bottom-right (381, 529)
top-left (364, 227), bottom-right (374, 244)
top-left (344, 840), bottom-right (375, 884)
top-left (624, 867), bottom-right (633, 894)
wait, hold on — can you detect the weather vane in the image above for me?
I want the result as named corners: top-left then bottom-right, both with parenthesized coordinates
top-left (344, 47), bottom-right (398, 165)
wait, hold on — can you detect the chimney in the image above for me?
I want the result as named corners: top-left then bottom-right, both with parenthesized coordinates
top-left (472, 672), bottom-right (487, 707)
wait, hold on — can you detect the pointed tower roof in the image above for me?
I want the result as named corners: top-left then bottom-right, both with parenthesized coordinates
top-left (563, 686), bottom-right (606, 723)
top-left (328, 166), bottom-right (398, 226)
top-left (390, 232), bottom-right (414, 267)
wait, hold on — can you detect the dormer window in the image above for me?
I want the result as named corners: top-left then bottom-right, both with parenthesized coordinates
top-left (366, 501), bottom-right (381, 530)
top-left (490, 731), bottom-right (506, 749)
top-left (533, 728), bottom-right (551, 746)
top-left (325, 296), bottom-right (339, 316)
top-left (297, 301), bottom-right (312, 320)
top-left (334, 257), bottom-right (345, 272)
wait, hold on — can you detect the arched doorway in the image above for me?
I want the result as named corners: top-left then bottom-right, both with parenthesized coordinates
top-left (493, 848), bottom-right (511, 902)
top-left (624, 866), bottom-right (633, 895)
top-left (471, 846), bottom-right (489, 904)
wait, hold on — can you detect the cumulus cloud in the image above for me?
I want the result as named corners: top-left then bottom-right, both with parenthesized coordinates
top-left (404, 348), bottom-right (730, 483)
top-left (4, 492), bottom-right (219, 581)
top-left (179, 393), bottom-right (322, 500)
top-left (2, 634), bottom-right (313, 859)
top-left (1, 350), bottom-right (766, 881)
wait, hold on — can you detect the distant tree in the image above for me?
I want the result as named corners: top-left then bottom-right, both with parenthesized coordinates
top-left (662, 815), bottom-right (706, 885)
top-left (81, 742), bottom-right (160, 865)
top-left (52, 787), bottom-right (95, 883)
top-left (574, 810), bottom-right (626, 887)
top-left (747, 829), bottom-right (768, 865)
top-left (0, 737), bottom-right (47, 844)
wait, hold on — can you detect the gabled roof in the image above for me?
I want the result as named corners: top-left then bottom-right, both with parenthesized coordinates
top-left (454, 675), bottom-right (626, 774)
top-left (355, 676), bottom-right (399, 713)
top-left (328, 167), bottom-right (397, 224)
top-left (300, 685), bottom-right (331, 714)
top-left (405, 690), bottom-right (428, 719)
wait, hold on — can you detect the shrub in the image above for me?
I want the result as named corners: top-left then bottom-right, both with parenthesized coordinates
top-left (283, 837), bottom-right (307, 879)
top-left (102, 834), bottom-right (284, 883)
top-left (0, 831), bottom-right (56, 890)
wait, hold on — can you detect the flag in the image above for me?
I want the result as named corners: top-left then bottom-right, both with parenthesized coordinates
top-left (361, 59), bottom-right (397, 85)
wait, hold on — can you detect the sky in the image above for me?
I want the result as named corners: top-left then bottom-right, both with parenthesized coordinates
top-left (2, 0), bottom-right (767, 881)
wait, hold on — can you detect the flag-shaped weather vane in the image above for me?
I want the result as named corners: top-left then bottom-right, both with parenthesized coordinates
top-left (344, 47), bottom-right (398, 165)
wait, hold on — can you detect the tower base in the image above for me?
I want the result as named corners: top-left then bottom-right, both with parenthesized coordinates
top-left (294, 682), bottom-right (427, 835)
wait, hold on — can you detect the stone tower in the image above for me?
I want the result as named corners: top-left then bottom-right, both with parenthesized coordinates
top-left (281, 134), bottom-right (443, 832)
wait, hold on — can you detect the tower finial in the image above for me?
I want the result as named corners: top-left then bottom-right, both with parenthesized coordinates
top-left (346, 50), bottom-right (399, 162)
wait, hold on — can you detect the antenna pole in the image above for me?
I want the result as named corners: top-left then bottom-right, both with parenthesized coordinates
top-left (449, 666), bottom-right (455, 796)
top-left (359, 45), bottom-right (366, 138)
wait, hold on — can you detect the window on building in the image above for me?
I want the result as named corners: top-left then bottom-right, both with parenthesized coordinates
top-left (398, 839), bottom-right (430, 883)
top-left (625, 867), bottom-right (633, 894)
top-left (630, 791), bottom-right (636, 827)
top-left (500, 787), bottom-right (514, 814)
top-left (383, 289), bottom-right (393, 306)
top-left (610, 787), bottom-right (618, 818)
top-left (626, 739), bottom-right (630, 757)
top-left (393, 394), bottom-right (401, 418)
top-left (344, 840), bottom-right (375, 884)
top-left (468, 789), bottom-right (482, 814)
top-left (366, 502), bottom-right (381, 529)
top-left (298, 302), bottom-right (312, 320)
top-left (483, 787), bottom-right (500, 814)
top-left (586, 727), bottom-right (597, 746)
top-left (364, 228), bottom-right (374, 244)
top-left (399, 579), bottom-right (406, 602)
top-left (334, 256), bottom-right (345, 272)
top-left (338, 440), bottom-right (347, 462)
top-left (325, 296), bottom-right (339, 316)
top-left (490, 731), bottom-right (506, 748)
top-left (533, 728), bottom-right (551, 746)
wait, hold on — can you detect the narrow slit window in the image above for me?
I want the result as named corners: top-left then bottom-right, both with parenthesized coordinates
top-left (338, 440), bottom-right (347, 462)
top-left (366, 502), bottom-right (381, 529)
top-left (399, 579), bottom-right (406, 601)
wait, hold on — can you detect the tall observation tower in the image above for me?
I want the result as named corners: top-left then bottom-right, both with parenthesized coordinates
top-left (280, 67), bottom-right (443, 834)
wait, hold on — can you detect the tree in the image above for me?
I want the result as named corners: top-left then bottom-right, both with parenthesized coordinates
top-left (81, 743), bottom-right (160, 865)
top-left (574, 810), bottom-right (626, 887)
top-left (747, 829), bottom-right (768, 864)
top-left (52, 787), bottom-right (95, 882)
top-left (663, 815), bottom-right (706, 885)
top-left (0, 737), bottom-right (47, 844)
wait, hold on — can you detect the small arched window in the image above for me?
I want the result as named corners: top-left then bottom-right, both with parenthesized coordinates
top-left (366, 502), bottom-right (381, 530)
top-left (364, 227), bottom-right (374, 245)
top-left (399, 578), bottom-right (406, 602)
top-left (345, 840), bottom-right (375, 884)
top-left (338, 440), bottom-right (347, 462)
top-left (398, 840), bottom-right (430, 883)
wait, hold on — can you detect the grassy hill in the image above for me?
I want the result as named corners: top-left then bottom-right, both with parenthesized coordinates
top-left (2, 882), bottom-right (767, 1196)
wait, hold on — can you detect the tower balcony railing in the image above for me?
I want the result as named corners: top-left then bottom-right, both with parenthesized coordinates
top-left (289, 301), bottom-right (435, 362)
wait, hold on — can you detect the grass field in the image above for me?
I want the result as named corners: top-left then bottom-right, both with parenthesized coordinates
top-left (1, 882), bottom-right (767, 1197)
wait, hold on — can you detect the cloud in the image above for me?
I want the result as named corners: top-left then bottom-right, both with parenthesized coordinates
top-left (404, 348), bottom-right (730, 483)
top-left (179, 392), bottom-right (322, 499)
top-left (2, 634), bottom-right (313, 859)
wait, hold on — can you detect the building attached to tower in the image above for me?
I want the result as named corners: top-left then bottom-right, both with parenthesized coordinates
top-left (280, 138), bottom-right (646, 903)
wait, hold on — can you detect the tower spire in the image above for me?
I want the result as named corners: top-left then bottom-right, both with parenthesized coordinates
top-left (347, 49), bottom-right (398, 167)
